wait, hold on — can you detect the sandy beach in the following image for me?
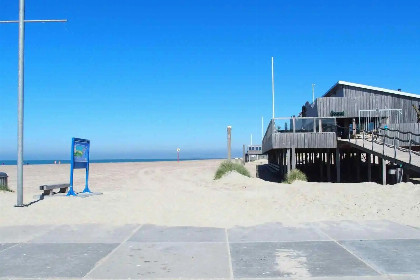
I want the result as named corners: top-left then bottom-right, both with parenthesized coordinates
top-left (0, 159), bottom-right (419, 228)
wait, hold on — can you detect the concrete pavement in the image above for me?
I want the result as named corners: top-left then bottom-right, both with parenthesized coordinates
top-left (0, 221), bottom-right (420, 279)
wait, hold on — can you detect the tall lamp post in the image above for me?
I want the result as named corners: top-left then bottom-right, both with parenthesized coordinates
top-left (0, 0), bottom-right (67, 206)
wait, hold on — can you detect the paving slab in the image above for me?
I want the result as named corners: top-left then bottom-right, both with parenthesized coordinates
top-left (29, 224), bottom-right (138, 243)
top-left (340, 239), bottom-right (420, 274)
top-left (230, 241), bottom-right (378, 278)
top-left (0, 225), bottom-right (55, 243)
top-left (0, 243), bottom-right (117, 278)
top-left (314, 220), bottom-right (420, 241)
top-left (0, 243), bottom-right (16, 252)
top-left (238, 277), bottom-right (393, 280)
top-left (88, 241), bottom-right (231, 278)
top-left (129, 224), bottom-right (225, 242)
top-left (228, 223), bottom-right (330, 243)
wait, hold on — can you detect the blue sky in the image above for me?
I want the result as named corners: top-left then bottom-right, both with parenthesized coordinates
top-left (1, 0), bottom-right (419, 159)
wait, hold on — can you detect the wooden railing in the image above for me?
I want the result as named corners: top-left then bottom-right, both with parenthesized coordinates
top-left (340, 125), bottom-right (420, 165)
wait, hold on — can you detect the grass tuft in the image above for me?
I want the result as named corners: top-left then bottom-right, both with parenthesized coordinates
top-left (0, 185), bottom-right (13, 192)
top-left (285, 169), bottom-right (308, 184)
top-left (214, 160), bottom-right (251, 180)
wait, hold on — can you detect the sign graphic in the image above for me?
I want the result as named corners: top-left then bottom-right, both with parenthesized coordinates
top-left (330, 111), bottom-right (345, 117)
top-left (67, 138), bottom-right (91, 196)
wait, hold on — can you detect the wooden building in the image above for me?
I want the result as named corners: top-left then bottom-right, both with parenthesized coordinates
top-left (262, 81), bottom-right (420, 184)
top-left (303, 81), bottom-right (420, 133)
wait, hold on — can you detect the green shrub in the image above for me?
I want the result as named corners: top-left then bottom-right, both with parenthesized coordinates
top-left (0, 185), bottom-right (13, 192)
top-left (285, 169), bottom-right (307, 184)
top-left (214, 160), bottom-right (251, 180)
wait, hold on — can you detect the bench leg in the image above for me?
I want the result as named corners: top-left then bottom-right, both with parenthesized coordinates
top-left (43, 190), bottom-right (53, 196)
top-left (59, 187), bottom-right (68, 193)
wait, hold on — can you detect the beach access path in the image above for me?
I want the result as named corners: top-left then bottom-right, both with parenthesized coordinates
top-left (1, 220), bottom-right (420, 279)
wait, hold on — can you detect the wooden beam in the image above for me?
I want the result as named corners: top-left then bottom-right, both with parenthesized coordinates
top-left (367, 153), bottom-right (371, 182)
top-left (291, 147), bottom-right (296, 170)
top-left (336, 148), bottom-right (340, 183)
top-left (327, 152), bottom-right (331, 182)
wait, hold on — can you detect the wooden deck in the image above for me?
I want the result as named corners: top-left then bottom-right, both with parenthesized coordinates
top-left (263, 132), bottom-right (337, 153)
top-left (339, 138), bottom-right (420, 173)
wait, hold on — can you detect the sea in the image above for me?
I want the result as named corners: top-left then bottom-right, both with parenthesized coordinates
top-left (0, 158), bottom-right (219, 166)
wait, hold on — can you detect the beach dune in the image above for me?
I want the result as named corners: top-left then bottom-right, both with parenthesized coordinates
top-left (0, 159), bottom-right (419, 228)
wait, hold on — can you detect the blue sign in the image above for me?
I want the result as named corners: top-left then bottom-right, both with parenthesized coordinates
top-left (67, 138), bottom-right (91, 196)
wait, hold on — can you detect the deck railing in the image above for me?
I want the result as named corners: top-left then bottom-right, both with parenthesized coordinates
top-left (342, 125), bottom-right (420, 165)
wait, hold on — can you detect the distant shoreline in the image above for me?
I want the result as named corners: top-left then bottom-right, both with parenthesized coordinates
top-left (0, 158), bottom-right (223, 166)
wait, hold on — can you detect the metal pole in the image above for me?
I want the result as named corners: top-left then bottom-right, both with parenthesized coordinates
top-left (312, 83), bottom-right (315, 103)
top-left (1, 6), bottom-right (67, 207)
top-left (0, 19), bottom-right (67, 23)
top-left (393, 136), bottom-right (396, 159)
top-left (409, 133), bottom-right (412, 164)
top-left (271, 57), bottom-right (275, 119)
top-left (16, 0), bottom-right (25, 207)
top-left (383, 130), bottom-right (385, 155)
top-left (227, 126), bottom-right (231, 161)
top-left (261, 116), bottom-right (263, 141)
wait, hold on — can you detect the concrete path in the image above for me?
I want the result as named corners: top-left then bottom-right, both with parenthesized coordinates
top-left (1, 220), bottom-right (420, 279)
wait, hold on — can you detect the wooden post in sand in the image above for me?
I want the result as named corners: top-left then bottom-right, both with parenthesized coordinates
top-left (286, 149), bottom-right (291, 174)
top-left (242, 144), bottom-right (245, 165)
top-left (227, 126), bottom-right (232, 161)
top-left (291, 147), bottom-right (296, 170)
top-left (336, 148), bottom-right (340, 183)
top-left (367, 153), bottom-right (371, 182)
top-left (327, 151), bottom-right (331, 182)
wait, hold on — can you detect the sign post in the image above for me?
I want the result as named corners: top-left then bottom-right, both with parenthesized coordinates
top-left (68, 138), bottom-right (91, 196)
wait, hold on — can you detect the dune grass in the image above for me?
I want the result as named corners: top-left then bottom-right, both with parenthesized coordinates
top-left (284, 169), bottom-right (308, 184)
top-left (0, 185), bottom-right (13, 192)
top-left (214, 160), bottom-right (251, 180)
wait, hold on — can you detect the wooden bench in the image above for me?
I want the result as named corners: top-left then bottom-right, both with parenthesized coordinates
top-left (39, 184), bottom-right (70, 196)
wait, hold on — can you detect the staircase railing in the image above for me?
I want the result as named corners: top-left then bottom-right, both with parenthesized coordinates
top-left (339, 124), bottom-right (420, 164)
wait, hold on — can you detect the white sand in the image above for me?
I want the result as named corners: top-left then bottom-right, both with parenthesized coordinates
top-left (0, 159), bottom-right (419, 228)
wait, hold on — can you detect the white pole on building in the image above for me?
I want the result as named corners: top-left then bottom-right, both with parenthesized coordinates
top-left (261, 116), bottom-right (264, 141)
top-left (251, 134), bottom-right (253, 145)
top-left (272, 57), bottom-right (275, 119)
top-left (312, 83), bottom-right (316, 103)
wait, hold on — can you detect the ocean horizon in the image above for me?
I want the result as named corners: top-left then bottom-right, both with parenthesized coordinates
top-left (0, 158), bottom-right (222, 166)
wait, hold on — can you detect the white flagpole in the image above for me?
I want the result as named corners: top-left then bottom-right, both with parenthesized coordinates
top-left (272, 57), bottom-right (275, 119)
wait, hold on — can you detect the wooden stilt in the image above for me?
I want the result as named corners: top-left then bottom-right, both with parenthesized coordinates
top-left (286, 149), bottom-right (291, 175)
top-left (336, 148), bottom-right (340, 183)
top-left (327, 152), bottom-right (331, 182)
top-left (367, 153), bottom-right (371, 182)
top-left (291, 147), bottom-right (296, 170)
top-left (320, 152), bottom-right (324, 182)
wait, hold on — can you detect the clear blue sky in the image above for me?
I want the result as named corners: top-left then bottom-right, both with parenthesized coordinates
top-left (1, 0), bottom-right (419, 159)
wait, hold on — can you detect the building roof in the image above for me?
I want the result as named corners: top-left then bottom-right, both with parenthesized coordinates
top-left (324, 81), bottom-right (420, 99)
